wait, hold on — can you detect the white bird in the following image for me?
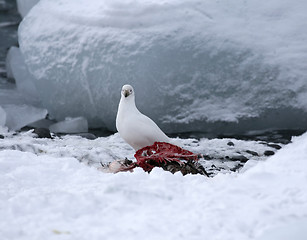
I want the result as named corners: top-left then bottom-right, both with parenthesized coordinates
top-left (116, 84), bottom-right (170, 151)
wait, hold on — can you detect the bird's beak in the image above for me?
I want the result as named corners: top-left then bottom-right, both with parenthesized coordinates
top-left (123, 89), bottom-right (130, 98)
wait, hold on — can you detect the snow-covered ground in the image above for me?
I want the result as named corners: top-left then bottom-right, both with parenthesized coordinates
top-left (1, 128), bottom-right (306, 240)
top-left (0, 128), bottom-right (282, 175)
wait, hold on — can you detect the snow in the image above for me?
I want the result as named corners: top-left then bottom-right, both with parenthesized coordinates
top-left (0, 130), bottom-right (281, 176)
top-left (18, 0), bottom-right (307, 133)
top-left (49, 116), bottom-right (88, 133)
top-left (255, 219), bottom-right (307, 240)
top-left (0, 130), bottom-right (306, 240)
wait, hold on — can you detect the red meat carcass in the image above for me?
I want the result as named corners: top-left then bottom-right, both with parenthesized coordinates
top-left (134, 142), bottom-right (208, 176)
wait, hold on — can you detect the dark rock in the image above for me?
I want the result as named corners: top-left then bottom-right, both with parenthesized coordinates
top-left (228, 155), bottom-right (249, 163)
top-left (246, 150), bottom-right (259, 156)
top-left (227, 141), bottom-right (235, 146)
top-left (237, 156), bottom-right (249, 163)
top-left (267, 143), bottom-right (282, 150)
top-left (202, 154), bottom-right (213, 160)
top-left (0, 135), bottom-right (4, 139)
top-left (33, 128), bottom-right (52, 139)
top-left (230, 163), bottom-right (244, 172)
top-left (264, 150), bottom-right (275, 156)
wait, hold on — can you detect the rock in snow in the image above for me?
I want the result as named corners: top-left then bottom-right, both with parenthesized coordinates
top-left (18, 0), bottom-right (307, 133)
top-left (33, 127), bottom-right (52, 139)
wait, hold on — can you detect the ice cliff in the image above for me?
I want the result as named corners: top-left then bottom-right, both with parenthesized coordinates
top-left (18, 0), bottom-right (307, 133)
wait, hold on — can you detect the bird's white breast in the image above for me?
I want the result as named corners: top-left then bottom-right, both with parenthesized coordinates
top-left (116, 98), bottom-right (169, 150)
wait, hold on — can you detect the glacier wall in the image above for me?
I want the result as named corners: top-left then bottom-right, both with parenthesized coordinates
top-left (18, 0), bottom-right (307, 133)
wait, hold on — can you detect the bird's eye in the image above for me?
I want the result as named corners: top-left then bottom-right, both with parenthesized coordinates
top-left (130, 90), bottom-right (132, 93)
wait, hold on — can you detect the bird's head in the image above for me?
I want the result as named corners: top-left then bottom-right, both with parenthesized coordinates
top-left (121, 84), bottom-right (134, 99)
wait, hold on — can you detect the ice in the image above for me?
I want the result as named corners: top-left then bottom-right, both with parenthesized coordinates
top-left (5, 52), bottom-right (13, 80)
top-left (0, 106), bottom-right (6, 127)
top-left (16, 0), bottom-right (39, 18)
top-left (18, 0), bottom-right (307, 133)
top-left (27, 118), bottom-right (54, 129)
top-left (2, 104), bottom-right (47, 130)
top-left (49, 116), bottom-right (88, 133)
top-left (5, 46), bottom-right (38, 99)
top-left (0, 82), bottom-right (42, 113)
top-left (0, 80), bottom-right (46, 130)
top-left (0, 70), bottom-right (45, 131)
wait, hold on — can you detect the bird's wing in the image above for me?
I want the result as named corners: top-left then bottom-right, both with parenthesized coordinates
top-left (121, 113), bottom-right (169, 149)
top-left (136, 114), bottom-right (169, 141)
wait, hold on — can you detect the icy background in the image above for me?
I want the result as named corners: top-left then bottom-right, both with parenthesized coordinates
top-left (16, 0), bottom-right (307, 133)
top-left (16, 0), bottom-right (39, 18)
top-left (0, 0), bottom-right (48, 131)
